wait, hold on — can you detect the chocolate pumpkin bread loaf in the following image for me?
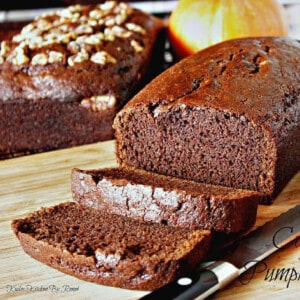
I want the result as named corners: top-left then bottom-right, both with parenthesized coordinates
top-left (0, 2), bottom-right (164, 159)
top-left (12, 202), bottom-right (211, 290)
top-left (71, 166), bottom-right (260, 233)
top-left (113, 37), bottom-right (300, 204)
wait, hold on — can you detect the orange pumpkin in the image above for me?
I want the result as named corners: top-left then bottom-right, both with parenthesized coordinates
top-left (168, 0), bottom-right (289, 59)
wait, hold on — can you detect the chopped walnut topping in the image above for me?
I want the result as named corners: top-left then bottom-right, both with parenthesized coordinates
top-left (81, 94), bottom-right (117, 111)
top-left (68, 51), bottom-right (89, 66)
top-left (0, 41), bottom-right (11, 57)
top-left (10, 47), bottom-right (30, 65)
top-left (28, 36), bottom-right (45, 49)
top-left (67, 41), bottom-right (82, 53)
top-left (131, 40), bottom-right (144, 53)
top-left (31, 53), bottom-right (48, 65)
top-left (31, 51), bottom-right (64, 65)
top-left (125, 23), bottom-right (146, 34)
top-left (68, 4), bottom-right (83, 12)
top-left (52, 18), bottom-right (64, 27)
top-left (88, 19), bottom-right (98, 27)
top-left (58, 5), bottom-right (82, 20)
top-left (105, 16), bottom-right (117, 27)
top-left (58, 32), bottom-right (77, 44)
top-left (75, 35), bottom-right (88, 44)
top-left (11, 34), bottom-right (23, 44)
top-left (36, 19), bottom-right (53, 31)
top-left (84, 33), bottom-right (104, 45)
top-left (115, 14), bottom-right (127, 25)
top-left (90, 51), bottom-right (116, 65)
top-left (89, 9), bottom-right (104, 20)
top-left (75, 24), bottom-right (94, 35)
top-left (7, 1), bottom-right (146, 66)
top-left (99, 1), bottom-right (116, 11)
top-left (20, 23), bottom-right (35, 34)
top-left (110, 25), bottom-right (131, 38)
top-left (103, 28), bottom-right (115, 42)
top-left (48, 51), bottom-right (64, 63)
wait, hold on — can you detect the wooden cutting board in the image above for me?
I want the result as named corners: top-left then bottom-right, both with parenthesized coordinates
top-left (1, 140), bottom-right (299, 300)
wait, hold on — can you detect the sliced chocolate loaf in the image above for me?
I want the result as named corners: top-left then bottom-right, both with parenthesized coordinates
top-left (12, 202), bottom-right (211, 290)
top-left (0, 2), bottom-right (164, 159)
top-left (71, 167), bottom-right (260, 233)
top-left (113, 37), bottom-right (300, 203)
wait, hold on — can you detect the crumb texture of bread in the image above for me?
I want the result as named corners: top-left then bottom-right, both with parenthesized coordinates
top-left (114, 37), bottom-right (300, 203)
top-left (71, 167), bottom-right (260, 233)
top-left (11, 202), bottom-right (211, 290)
top-left (0, 2), bottom-right (164, 159)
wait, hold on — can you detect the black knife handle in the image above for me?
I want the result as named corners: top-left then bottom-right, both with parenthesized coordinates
top-left (139, 269), bottom-right (218, 300)
top-left (139, 261), bottom-right (240, 300)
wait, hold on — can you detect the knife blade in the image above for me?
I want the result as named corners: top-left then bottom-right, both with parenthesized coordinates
top-left (139, 204), bottom-right (300, 300)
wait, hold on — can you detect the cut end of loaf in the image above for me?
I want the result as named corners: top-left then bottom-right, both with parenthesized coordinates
top-left (114, 104), bottom-right (276, 201)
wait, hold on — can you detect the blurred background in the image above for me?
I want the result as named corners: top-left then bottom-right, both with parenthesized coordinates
top-left (0, 0), bottom-right (175, 10)
top-left (0, 1), bottom-right (299, 36)
top-left (0, 1), bottom-right (300, 49)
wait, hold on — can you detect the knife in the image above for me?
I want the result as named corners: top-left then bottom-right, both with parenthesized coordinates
top-left (139, 204), bottom-right (300, 300)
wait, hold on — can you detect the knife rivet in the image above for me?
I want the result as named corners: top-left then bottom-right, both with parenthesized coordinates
top-left (177, 277), bottom-right (192, 286)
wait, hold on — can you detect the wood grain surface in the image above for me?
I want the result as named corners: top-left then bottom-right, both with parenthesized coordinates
top-left (1, 140), bottom-right (299, 300)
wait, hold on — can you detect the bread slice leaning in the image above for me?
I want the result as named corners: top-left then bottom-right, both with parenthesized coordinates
top-left (71, 166), bottom-right (261, 234)
top-left (12, 202), bottom-right (211, 290)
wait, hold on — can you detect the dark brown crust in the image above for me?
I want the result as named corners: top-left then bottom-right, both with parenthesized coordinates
top-left (113, 37), bottom-right (300, 203)
top-left (71, 167), bottom-right (260, 233)
top-left (0, 22), bottom-right (26, 41)
top-left (11, 202), bottom-right (211, 290)
top-left (0, 100), bottom-right (116, 159)
top-left (0, 3), bottom-right (164, 159)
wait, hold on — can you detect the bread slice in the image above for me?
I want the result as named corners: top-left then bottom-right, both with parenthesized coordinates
top-left (12, 202), bottom-right (211, 290)
top-left (71, 167), bottom-right (260, 233)
top-left (113, 37), bottom-right (300, 204)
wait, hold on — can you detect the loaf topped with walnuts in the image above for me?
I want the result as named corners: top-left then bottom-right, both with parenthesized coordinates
top-left (0, 1), bottom-right (164, 158)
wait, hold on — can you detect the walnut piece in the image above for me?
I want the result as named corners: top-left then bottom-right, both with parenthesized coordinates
top-left (81, 95), bottom-right (117, 111)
